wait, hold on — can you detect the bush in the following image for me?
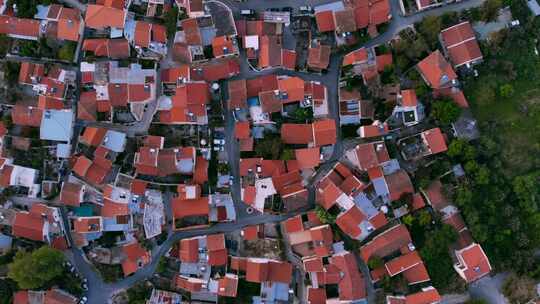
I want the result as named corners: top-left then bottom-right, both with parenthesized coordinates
top-left (367, 256), bottom-right (384, 269)
top-left (502, 273), bottom-right (536, 304)
top-left (58, 42), bottom-right (76, 61)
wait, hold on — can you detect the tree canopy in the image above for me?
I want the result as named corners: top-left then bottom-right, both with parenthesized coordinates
top-left (431, 98), bottom-right (461, 125)
top-left (8, 246), bottom-right (65, 289)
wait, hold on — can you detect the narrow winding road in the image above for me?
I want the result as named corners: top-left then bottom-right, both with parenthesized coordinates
top-left (57, 0), bottom-right (488, 303)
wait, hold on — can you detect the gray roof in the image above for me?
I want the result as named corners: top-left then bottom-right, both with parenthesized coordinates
top-left (102, 130), bottom-right (127, 152)
top-left (40, 110), bottom-right (74, 142)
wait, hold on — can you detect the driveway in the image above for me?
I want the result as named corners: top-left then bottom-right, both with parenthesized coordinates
top-left (468, 274), bottom-right (509, 304)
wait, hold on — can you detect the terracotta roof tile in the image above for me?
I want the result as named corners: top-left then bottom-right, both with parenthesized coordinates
top-left (417, 50), bottom-right (457, 89)
top-left (315, 11), bottom-right (335, 32)
top-left (85, 5), bottom-right (126, 29)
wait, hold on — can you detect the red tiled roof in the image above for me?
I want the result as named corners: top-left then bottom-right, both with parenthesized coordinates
top-left (0, 15), bottom-right (40, 38)
top-left (343, 48), bottom-right (368, 66)
top-left (284, 215), bottom-right (304, 233)
top-left (85, 5), bottom-right (126, 29)
top-left (370, 0), bottom-right (391, 25)
top-left (354, 141), bottom-right (390, 170)
top-left (268, 260), bottom-right (293, 283)
top-left (334, 8), bottom-right (357, 33)
top-left (385, 250), bottom-right (422, 276)
top-left (82, 38), bottom-right (130, 58)
top-left (423, 128), bottom-right (448, 154)
top-left (455, 243), bottom-right (491, 282)
top-left (331, 251), bottom-right (366, 301)
top-left (433, 87), bottom-right (469, 108)
top-left (12, 105), bottom-right (42, 127)
top-left (78, 91), bottom-right (97, 121)
top-left (313, 119), bottom-right (336, 146)
top-left (172, 197), bottom-right (209, 219)
top-left (242, 225), bottom-right (259, 241)
top-left (72, 155), bottom-right (92, 177)
top-left (80, 127), bottom-right (106, 147)
top-left (443, 211), bottom-right (467, 232)
top-left (122, 241), bottom-right (150, 276)
top-left (402, 261), bottom-right (431, 284)
top-left (101, 199), bottom-right (129, 217)
top-left (281, 49), bottom-right (297, 70)
top-left (179, 237), bottom-right (198, 263)
top-left (134, 21), bottom-right (151, 47)
top-left (212, 35), bottom-right (236, 57)
top-left (441, 22), bottom-right (482, 67)
top-left (317, 179), bottom-right (342, 210)
top-left (73, 217), bottom-right (102, 233)
top-left (181, 18), bottom-right (202, 45)
top-left (304, 256), bottom-right (324, 272)
top-left (315, 11), bottom-right (336, 32)
top-left (411, 193), bottom-right (426, 210)
top-left (18, 62), bottom-right (45, 84)
top-left (281, 123), bottom-right (313, 145)
top-left (417, 51), bottom-right (457, 89)
top-left (360, 224), bottom-right (412, 262)
top-left (307, 287), bottom-right (327, 304)
top-left (227, 79), bottom-right (247, 109)
top-left (217, 274), bottom-right (238, 297)
top-left (354, 5), bottom-right (369, 29)
top-left (405, 287), bottom-right (441, 304)
top-left (235, 121), bottom-right (250, 140)
top-left (130, 179), bottom-right (147, 196)
top-left (336, 206), bottom-right (366, 239)
top-left (57, 7), bottom-right (81, 41)
top-left (424, 180), bottom-right (449, 210)
top-left (195, 58), bottom-right (240, 82)
top-left (44, 288), bottom-right (78, 304)
top-left (193, 156), bottom-right (208, 184)
top-left (60, 182), bottom-right (84, 207)
top-left (246, 258), bottom-right (269, 283)
top-left (295, 147), bottom-right (321, 169)
top-left (161, 66), bottom-right (190, 83)
top-left (12, 211), bottom-right (45, 241)
top-left (307, 45), bottom-right (331, 70)
top-left (386, 170), bottom-right (414, 202)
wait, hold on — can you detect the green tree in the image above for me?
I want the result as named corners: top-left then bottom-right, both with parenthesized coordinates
top-left (0, 35), bottom-right (11, 56)
top-left (18, 41), bottom-right (39, 57)
top-left (418, 16), bottom-right (442, 48)
top-left (447, 139), bottom-right (476, 161)
top-left (481, 0), bottom-right (502, 22)
top-left (255, 136), bottom-right (282, 159)
top-left (417, 210), bottom-right (432, 226)
top-left (3, 62), bottom-right (20, 86)
top-left (164, 6), bottom-right (179, 38)
top-left (367, 256), bottom-right (384, 269)
top-left (419, 224), bottom-right (459, 289)
top-left (315, 205), bottom-right (336, 225)
top-left (8, 246), bottom-right (65, 289)
top-left (402, 214), bottom-right (414, 226)
top-left (431, 98), bottom-right (462, 125)
top-left (127, 282), bottom-right (153, 304)
top-left (499, 84), bottom-right (514, 98)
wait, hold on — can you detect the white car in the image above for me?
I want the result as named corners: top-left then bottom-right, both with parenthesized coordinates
top-left (213, 139), bottom-right (225, 145)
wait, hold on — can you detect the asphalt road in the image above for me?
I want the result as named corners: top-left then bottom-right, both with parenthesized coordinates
top-left (58, 0), bottom-right (489, 303)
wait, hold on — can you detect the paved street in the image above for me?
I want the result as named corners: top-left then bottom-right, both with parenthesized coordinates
top-left (54, 0), bottom-right (489, 302)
